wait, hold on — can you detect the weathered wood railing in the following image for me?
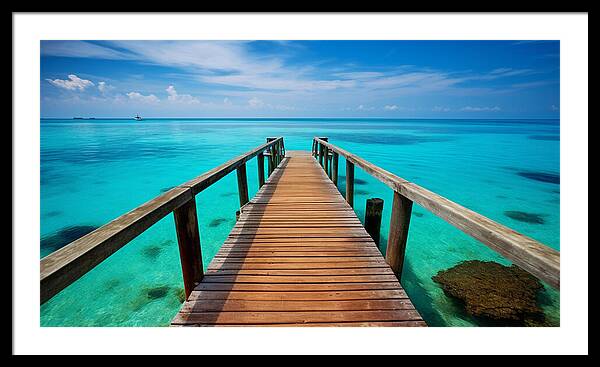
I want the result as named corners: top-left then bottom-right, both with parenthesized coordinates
top-left (313, 137), bottom-right (560, 289)
top-left (40, 137), bottom-right (286, 304)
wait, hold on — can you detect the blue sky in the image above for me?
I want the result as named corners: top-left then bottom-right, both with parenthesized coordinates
top-left (40, 40), bottom-right (559, 118)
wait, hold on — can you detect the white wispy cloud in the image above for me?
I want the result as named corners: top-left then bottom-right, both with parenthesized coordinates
top-left (202, 74), bottom-right (356, 92)
top-left (46, 74), bottom-right (94, 91)
top-left (248, 97), bottom-right (265, 108)
top-left (165, 85), bottom-right (199, 104)
top-left (364, 72), bottom-right (463, 91)
top-left (511, 80), bottom-right (557, 89)
top-left (97, 81), bottom-right (115, 94)
top-left (432, 106), bottom-right (451, 112)
top-left (551, 104), bottom-right (559, 111)
top-left (334, 71), bottom-right (384, 79)
top-left (246, 97), bottom-right (296, 111)
top-left (126, 92), bottom-right (160, 104)
top-left (41, 41), bottom-right (132, 60)
top-left (490, 67), bottom-right (513, 75)
top-left (384, 105), bottom-right (399, 111)
top-left (460, 106), bottom-right (501, 112)
top-left (107, 41), bottom-right (281, 75)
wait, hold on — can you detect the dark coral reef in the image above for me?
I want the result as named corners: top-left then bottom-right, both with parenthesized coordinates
top-left (432, 260), bottom-right (545, 325)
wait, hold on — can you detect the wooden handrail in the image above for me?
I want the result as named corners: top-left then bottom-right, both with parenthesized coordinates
top-left (179, 138), bottom-right (284, 195)
top-left (40, 137), bottom-right (284, 304)
top-left (313, 137), bottom-right (560, 289)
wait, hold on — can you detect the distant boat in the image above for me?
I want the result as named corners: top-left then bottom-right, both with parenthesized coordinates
top-left (134, 114), bottom-right (143, 121)
top-left (73, 117), bottom-right (84, 120)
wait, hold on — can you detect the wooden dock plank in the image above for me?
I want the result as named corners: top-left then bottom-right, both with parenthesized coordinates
top-left (172, 150), bottom-right (425, 327)
top-left (187, 289), bottom-right (409, 301)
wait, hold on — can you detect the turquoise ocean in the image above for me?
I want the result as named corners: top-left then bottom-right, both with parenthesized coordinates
top-left (40, 118), bottom-right (560, 327)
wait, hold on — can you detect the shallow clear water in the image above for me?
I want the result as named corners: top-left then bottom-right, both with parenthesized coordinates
top-left (40, 118), bottom-right (560, 326)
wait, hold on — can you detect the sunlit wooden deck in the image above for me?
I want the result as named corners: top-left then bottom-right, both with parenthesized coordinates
top-left (171, 151), bottom-right (426, 326)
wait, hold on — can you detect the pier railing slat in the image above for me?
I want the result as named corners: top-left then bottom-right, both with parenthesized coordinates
top-left (313, 137), bottom-right (560, 289)
top-left (40, 137), bottom-right (284, 304)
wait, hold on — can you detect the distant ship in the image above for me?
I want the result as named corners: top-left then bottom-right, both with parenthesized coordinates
top-left (134, 114), bottom-right (143, 121)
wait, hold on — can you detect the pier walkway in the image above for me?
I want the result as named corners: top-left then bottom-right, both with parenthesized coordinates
top-left (171, 151), bottom-right (425, 326)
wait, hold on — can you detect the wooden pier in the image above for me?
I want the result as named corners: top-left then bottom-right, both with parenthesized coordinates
top-left (40, 137), bottom-right (560, 327)
top-left (172, 151), bottom-right (424, 326)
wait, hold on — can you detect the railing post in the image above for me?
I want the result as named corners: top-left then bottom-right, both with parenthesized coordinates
top-left (317, 137), bottom-right (328, 167)
top-left (273, 140), bottom-right (279, 167)
top-left (278, 139), bottom-right (282, 165)
top-left (385, 191), bottom-right (413, 280)
top-left (346, 160), bottom-right (354, 207)
top-left (365, 198), bottom-right (384, 247)
top-left (173, 198), bottom-right (204, 299)
top-left (266, 137), bottom-right (276, 176)
top-left (332, 152), bottom-right (339, 186)
top-left (323, 146), bottom-right (329, 175)
top-left (318, 142), bottom-right (324, 167)
top-left (236, 162), bottom-right (249, 207)
top-left (258, 152), bottom-right (265, 187)
top-left (267, 150), bottom-right (274, 176)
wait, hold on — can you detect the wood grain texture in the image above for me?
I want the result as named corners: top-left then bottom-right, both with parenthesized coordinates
top-left (314, 138), bottom-right (560, 289)
top-left (172, 150), bottom-right (425, 327)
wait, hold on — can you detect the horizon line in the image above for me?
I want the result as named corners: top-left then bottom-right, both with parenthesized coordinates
top-left (40, 116), bottom-right (560, 120)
